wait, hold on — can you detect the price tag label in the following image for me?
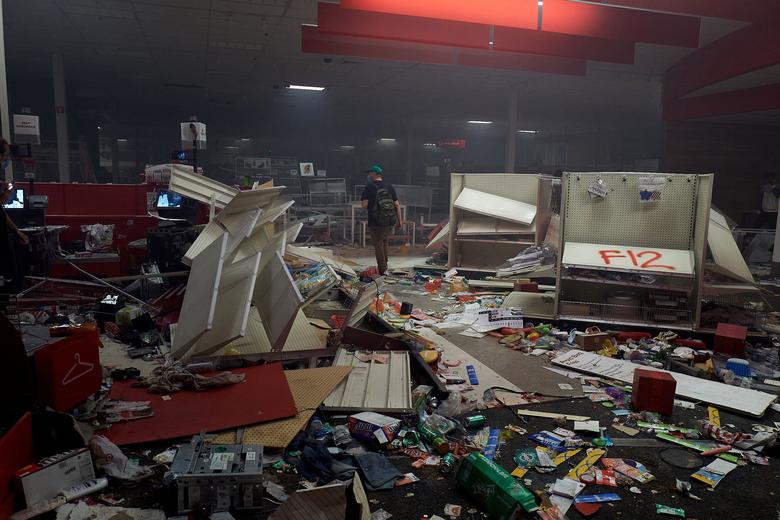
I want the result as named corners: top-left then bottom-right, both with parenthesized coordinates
top-left (588, 179), bottom-right (608, 199)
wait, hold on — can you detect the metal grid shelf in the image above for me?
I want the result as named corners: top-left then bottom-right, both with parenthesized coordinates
top-left (561, 271), bottom-right (693, 293)
top-left (558, 299), bottom-right (693, 328)
top-left (560, 262), bottom-right (695, 279)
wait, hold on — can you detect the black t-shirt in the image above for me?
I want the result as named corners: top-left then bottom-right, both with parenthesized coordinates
top-left (361, 180), bottom-right (398, 227)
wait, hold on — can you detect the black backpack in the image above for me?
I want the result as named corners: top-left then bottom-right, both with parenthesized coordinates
top-left (373, 187), bottom-right (397, 227)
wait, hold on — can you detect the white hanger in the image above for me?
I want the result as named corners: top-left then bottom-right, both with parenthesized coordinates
top-left (62, 353), bottom-right (95, 386)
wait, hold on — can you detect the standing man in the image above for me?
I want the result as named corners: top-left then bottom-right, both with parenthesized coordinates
top-left (759, 173), bottom-right (780, 228)
top-left (361, 165), bottom-right (402, 275)
top-left (1, 139), bottom-right (29, 294)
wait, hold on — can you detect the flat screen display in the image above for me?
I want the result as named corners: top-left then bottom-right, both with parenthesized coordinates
top-left (3, 188), bottom-right (24, 208)
top-left (156, 190), bottom-right (182, 208)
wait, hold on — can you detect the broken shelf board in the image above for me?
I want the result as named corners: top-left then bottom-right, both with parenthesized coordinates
top-left (552, 350), bottom-right (776, 417)
top-left (256, 251), bottom-right (305, 352)
top-left (453, 188), bottom-right (537, 225)
top-left (513, 409), bottom-right (590, 421)
top-left (562, 242), bottom-right (695, 276)
top-left (323, 349), bottom-right (412, 413)
top-left (286, 245), bottom-right (359, 278)
top-left (216, 186), bottom-right (285, 218)
top-left (169, 164), bottom-right (239, 209)
top-left (708, 211), bottom-right (755, 283)
top-left (170, 231), bottom-right (227, 358)
top-left (457, 216), bottom-right (536, 236)
top-left (426, 222), bottom-right (449, 250)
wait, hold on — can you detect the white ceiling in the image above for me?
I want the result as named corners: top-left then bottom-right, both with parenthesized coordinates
top-left (3, 0), bottom-right (776, 139)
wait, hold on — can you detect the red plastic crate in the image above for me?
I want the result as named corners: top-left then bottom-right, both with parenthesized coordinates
top-left (714, 323), bottom-right (747, 358)
top-left (632, 368), bottom-right (676, 415)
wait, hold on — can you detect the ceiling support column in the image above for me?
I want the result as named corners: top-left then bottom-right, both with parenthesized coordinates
top-left (53, 53), bottom-right (70, 183)
top-left (0, 2), bottom-right (12, 183)
top-left (504, 91), bottom-right (519, 173)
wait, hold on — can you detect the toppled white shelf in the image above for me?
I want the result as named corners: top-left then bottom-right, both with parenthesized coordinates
top-left (562, 242), bottom-right (694, 277)
top-left (453, 188), bottom-right (537, 225)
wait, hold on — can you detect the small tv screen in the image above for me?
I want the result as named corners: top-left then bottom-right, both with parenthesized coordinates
top-left (3, 188), bottom-right (24, 208)
top-left (156, 190), bottom-right (182, 208)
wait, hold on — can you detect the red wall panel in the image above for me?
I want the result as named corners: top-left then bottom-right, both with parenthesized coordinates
top-left (592, 0), bottom-right (776, 23)
top-left (340, 0), bottom-right (538, 30)
top-left (663, 83), bottom-right (780, 121)
top-left (542, 0), bottom-right (700, 48)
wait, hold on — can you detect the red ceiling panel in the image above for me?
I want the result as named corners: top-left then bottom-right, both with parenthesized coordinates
top-left (318, 2), bottom-right (489, 50)
top-left (664, 83), bottom-right (780, 121)
top-left (542, 0), bottom-right (701, 48)
top-left (587, 0), bottom-right (776, 23)
top-left (493, 26), bottom-right (634, 64)
top-left (320, 3), bottom-right (635, 64)
top-left (339, 0), bottom-right (538, 30)
top-left (301, 25), bottom-right (586, 76)
top-left (665, 20), bottom-right (780, 100)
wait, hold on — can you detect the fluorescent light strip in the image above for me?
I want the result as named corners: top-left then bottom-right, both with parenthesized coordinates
top-left (116, 138), bottom-right (128, 142)
top-left (240, 138), bottom-right (250, 141)
top-left (378, 138), bottom-right (396, 143)
top-left (340, 145), bottom-right (355, 150)
top-left (468, 120), bottom-right (493, 124)
top-left (517, 130), bottom-right (539, 134)
top-left (287, 84), bottom-right (326, 91)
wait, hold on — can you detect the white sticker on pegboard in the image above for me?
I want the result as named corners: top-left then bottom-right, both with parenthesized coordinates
top-left (588, 179), bottom-right (608, 199)
top-left (639, 176), bottom-right (666, 203)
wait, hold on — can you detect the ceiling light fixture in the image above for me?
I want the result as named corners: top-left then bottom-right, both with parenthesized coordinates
top-left (340, 145), bottom-right (355, 150)
top-left (378, 138), bottom-right (397, 143)
top-left (468, 120), bottom-right (493, 124)
top-left (225, 146), bottom-right (239, 149)
top-left (517, 129), bottom-right (539, 134)
top-left (116, 138), bottom-right (128, 142)
top-left (240, 138), bottom-right (251, 141)
top-left (287, 84), bottom-right (326, 91)
top-left (423, 143), bottom-right (437, 148)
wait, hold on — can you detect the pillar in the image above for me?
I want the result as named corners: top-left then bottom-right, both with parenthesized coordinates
top-left (53, 53), bottom-right (70, 183)
top-left (0, 2), bottom-right (12, 182)
top-left (405, 125), bottom-right (413, 185)
top-left (504, 91), bottom-right (518, 173)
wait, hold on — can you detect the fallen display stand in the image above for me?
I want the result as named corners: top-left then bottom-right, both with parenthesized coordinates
top-left (552, 350), bottom-right (776, 417)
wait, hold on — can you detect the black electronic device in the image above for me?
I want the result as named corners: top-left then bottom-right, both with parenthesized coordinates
top-left (147, 224), bottom-right (197, 272)
top-left (5, 208), bottom-right (44, 227)
top-left (156, 190), bottom-right (183, 208)
top-left (3, 187), bottom-right (24, 208)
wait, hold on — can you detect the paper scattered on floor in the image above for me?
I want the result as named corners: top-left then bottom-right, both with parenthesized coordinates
top-left (574, 420), bottom-right (600, 433)
top-left (690, 459), bottom-right (737, 488)
top-left (57, 503), bottom-right (165, 520)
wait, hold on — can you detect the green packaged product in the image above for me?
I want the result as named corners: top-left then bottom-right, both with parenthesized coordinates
top-left (456, 452), bottom-right (537, 519)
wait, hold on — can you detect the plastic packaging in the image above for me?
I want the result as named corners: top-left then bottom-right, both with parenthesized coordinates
top-left (332, 425), bottom-right (352, 447)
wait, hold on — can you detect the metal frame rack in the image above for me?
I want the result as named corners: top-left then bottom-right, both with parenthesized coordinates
top-left (555, 171), bottom-right (714, 330)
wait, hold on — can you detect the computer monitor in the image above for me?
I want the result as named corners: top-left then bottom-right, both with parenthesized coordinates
top-left (3, 188), bottom-right (24, 209)
top-left (156, 190), bottom-right (182, 208)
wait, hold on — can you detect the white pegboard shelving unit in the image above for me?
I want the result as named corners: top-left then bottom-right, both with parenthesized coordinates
top-left (555, 172), bottom-right (714, 330)
top-left (448, 173), bottom-right (548, 271)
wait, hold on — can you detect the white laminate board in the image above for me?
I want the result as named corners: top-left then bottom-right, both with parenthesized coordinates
top-left (217, 186), bottom-right (284, 218)
top-left (254, 200), bottom-right (295, 230)
top-left (171, 232), bottom-right (228, 358)
top-left (255, 251), bottom-right (305, 352)
top-left (182, 220), bottom-right (227, 266)
top-left (453, 188), bottom-right (537, 225)
top-left (425, 222), bottom-right (450, 250)
top-left (209, 308), bottom-right (324, 356)
top-left (562, 242), bottom-right (695, 276)
top-left (552, 350), bottom-right (776, 417)
top-left (169, 165), bottom-right (238, 208)
top-left (185, 251), bottom-right (262, 358)
top-left (708, 213), bottom-right (754, 284)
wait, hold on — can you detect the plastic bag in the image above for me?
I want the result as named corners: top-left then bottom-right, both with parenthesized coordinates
top-left (89, 435), bottom-right (154, 481)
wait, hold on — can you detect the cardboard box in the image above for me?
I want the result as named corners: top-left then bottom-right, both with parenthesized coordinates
top-left (14, 448), bottom-right (95, 506)
top-left (347, 412), bottom-right (402, 444)
top-left (574, 331), bottom-right (612, 351)
top-left (632, 368), bottom-right (676, 415)
top-left (714, 323), bottom-right (747, 358)
top-left (456, 452), bottom-right (537, 519)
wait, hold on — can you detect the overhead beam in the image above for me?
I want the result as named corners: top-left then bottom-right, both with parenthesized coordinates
top-left (665, 20), bottom-right (780, 101)
top-left (319, 3), bottom-right (635, 64)
top-left (664, 83), bottom-right (780, 121)
top-left (302, 25), bottom-right (586, 76)
top-left (542, 0), bottom-right (701, 48)
top-left (574, 0), bottom-right (775, 23)
top-left (339, 0), bottom-right (538, 30)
